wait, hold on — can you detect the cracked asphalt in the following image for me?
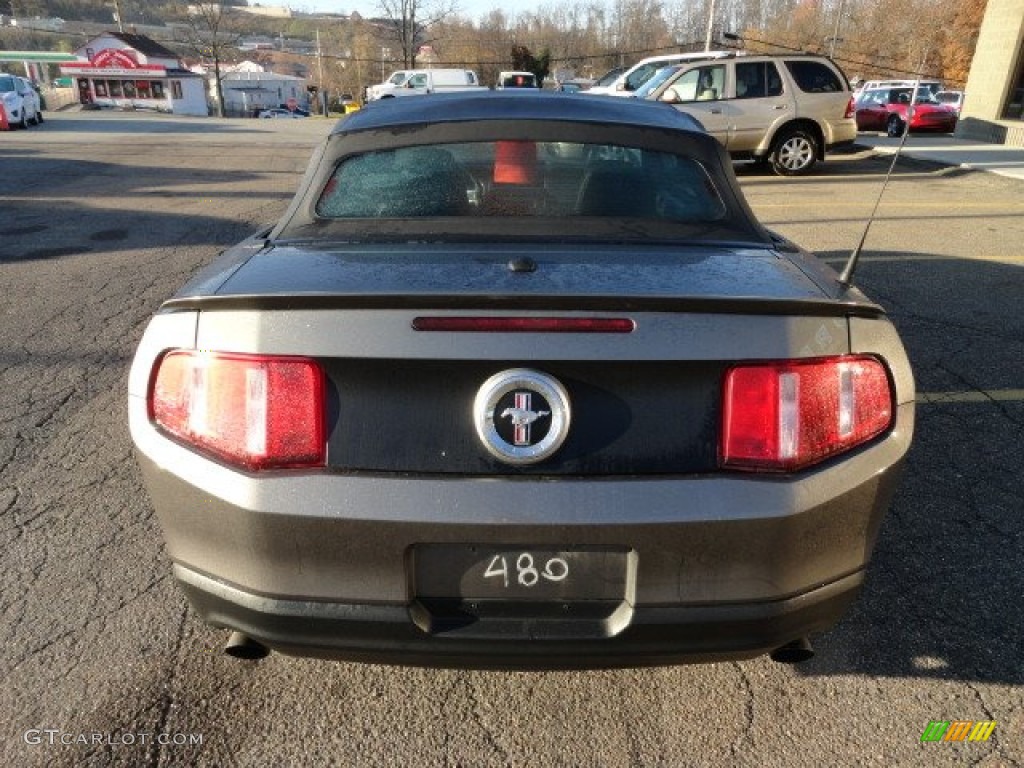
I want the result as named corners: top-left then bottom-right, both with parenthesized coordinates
top-left (1, 112), bottom-right (1021, 767)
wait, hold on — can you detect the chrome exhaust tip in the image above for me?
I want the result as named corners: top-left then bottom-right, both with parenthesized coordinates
top-left (223, 631), bottom-right (270, 660)
top-left (769, 637), bottom-right (814, 664)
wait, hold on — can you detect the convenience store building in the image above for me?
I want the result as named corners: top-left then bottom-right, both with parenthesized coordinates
top-left (60, 32), bottom-right (207, 116)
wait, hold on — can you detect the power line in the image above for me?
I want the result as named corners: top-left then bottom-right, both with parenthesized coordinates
top-left (2, 20), bottom-right (964, 86)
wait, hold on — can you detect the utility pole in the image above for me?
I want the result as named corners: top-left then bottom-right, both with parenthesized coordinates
top-left (613, 0), bottom-right (624, 67)
top-left (828, 0), bottom-right (845, 58)
top-left (111, 0), bottom-right (125, 33)
top-left (704, 0), bottom-right (717, 52)
top-left (315, 28), bottom-right (325, 116)
top-left (316, 29), bottom-right (325, 86)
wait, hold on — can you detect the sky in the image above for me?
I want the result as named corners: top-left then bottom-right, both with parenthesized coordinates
top-left (281, 0), bottom-right (544, 23)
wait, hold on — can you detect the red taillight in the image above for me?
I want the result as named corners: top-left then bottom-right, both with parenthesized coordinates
top-left (149, 351), bottom-right (326, 471)
top-left (844, 97), bottom-right (855, 119)
top-left (721, 356), bottom-right (893, 472)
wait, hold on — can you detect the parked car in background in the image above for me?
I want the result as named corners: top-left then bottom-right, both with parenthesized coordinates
top-left (0, 73), bottom-right (43, 128)
top-left (631, 64), bottom-right (685, 100)
top-left (645, 53), bottom-right (857, 175)
top-left (853, 78), bottom-right (942, 96)
top-left (366, 69), bottom-right (486, 100)
top-left (129, 91), bottom-right (913, 669)
top-left (588, 65), bottom-right (628, 90)
top-left (258, 108), bottom-right (307, 119)
top-left (934, 89), bottom-right (964, 115)
top-left (331, 93), bottom-right (361, 114)
top-left (362, 70), bottom-right (412, 101)
top-left (854, 86), bottom-right (958, 136)
top-left (553, 78), bottom-right (594, 93)
top-left (496, 71), bottom-right (538, 89)
top-left (588, 51), bottom-right (731, 96)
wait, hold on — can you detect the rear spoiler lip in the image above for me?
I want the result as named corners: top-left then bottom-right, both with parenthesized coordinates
top-left (159, 293), bottom-right (886, 319)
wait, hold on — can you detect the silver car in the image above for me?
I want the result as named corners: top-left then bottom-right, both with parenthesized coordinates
top-left (647, 53), bottom-right (857, 175)
top-left (0, 73), bottom-right (43, 128)
top-left (259, 108), bottom-right (307, 119)
top-left (129, 92), bottom-right (913, 668)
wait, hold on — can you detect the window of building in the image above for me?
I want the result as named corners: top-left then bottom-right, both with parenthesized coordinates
top-left (1004, 48), bottom-right (1024, 120)
top-left (94, 80), bottom-right (108, 97)
top-left (109, 80), bottom-right (123, 98)
top-left (136, 80), bottom-right (151, 99)
top-left (152, 81), bottom-right (165, 99)
top-left (171, 81), bottom-right (183, 99)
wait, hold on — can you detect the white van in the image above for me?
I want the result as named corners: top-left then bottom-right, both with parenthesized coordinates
top-left (587, 51), bottom-right (732, 97)
top-left (366, 69), bottom-right (486, 100)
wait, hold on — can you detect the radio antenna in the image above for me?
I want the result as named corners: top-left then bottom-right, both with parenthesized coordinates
top-left (839, 74), bottom-right (921, 288)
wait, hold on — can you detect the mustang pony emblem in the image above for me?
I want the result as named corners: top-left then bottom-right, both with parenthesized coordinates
top-left (501, 394), bottom-right (549, 446)
top-left (473, 369), bottom-right (571, 464)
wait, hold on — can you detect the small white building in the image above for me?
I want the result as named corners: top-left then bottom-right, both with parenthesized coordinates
top-left (11, 16), bottom-right (66, 32)
top-left (236, 4), bottom-right (293, 19)
top-left (216, 69), bottom-right (309, 117)
top-left (60, 32), bottom-right (207, 116)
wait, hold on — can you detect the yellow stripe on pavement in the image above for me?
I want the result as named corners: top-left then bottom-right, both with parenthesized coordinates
top-left (749, 201), bottom-right (1024, 210)
top-left (820, 254), bottom-right (1024, 264)
top-left (917, 390), bottom-right (1024, 403)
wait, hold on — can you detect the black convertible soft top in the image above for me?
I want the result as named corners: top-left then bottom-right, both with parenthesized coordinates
top-left (271, 91), bottom-right (772, 246)
top-left (332, 91), bottom-right (709, 135)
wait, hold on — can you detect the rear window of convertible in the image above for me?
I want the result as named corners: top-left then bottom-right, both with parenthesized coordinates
top-left (315, 141), bottom-right (728, 223)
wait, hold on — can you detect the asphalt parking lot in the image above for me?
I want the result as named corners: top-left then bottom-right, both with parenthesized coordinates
top-left (1, 111), bottom-right (1022, 767)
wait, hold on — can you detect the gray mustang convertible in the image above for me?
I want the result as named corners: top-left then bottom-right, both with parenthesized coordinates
top-left (129, 92), bottom-right (914, 668)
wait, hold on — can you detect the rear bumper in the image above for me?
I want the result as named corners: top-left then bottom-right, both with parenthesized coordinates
top-left (826, 138), bottom-right (856, 152)
top-left (177, 563), bottom-right (864, 669)
top-left (824, 119), bottom-right (858, 152)
top-left (910, 121), bottom-right (958, 133)
top-left (133, 398), bottom-right (912, 668)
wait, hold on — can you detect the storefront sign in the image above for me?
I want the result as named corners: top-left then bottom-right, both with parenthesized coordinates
top-left (92, 48), bottom-right (139, 68)
top-left (61, 65), bottom-right (166, 77)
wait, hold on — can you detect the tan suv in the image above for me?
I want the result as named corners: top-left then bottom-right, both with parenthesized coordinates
top-left (645, 53), bottom-right (856, 175)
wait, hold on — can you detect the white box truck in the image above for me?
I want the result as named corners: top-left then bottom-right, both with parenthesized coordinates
top-left (366, 69), bottom-right (487, 101)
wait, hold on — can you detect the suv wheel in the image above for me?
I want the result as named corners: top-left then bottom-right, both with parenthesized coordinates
top-left (886, 115), bottom-right (904, 138)
top-left (769, 128), bottom-right (818, 176)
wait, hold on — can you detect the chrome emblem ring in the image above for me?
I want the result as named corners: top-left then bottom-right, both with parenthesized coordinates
top-left (474, 369), bottom-right (571, 465)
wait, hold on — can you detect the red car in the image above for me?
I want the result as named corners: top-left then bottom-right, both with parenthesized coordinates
top-left (855, 87), bottom-right (958, 136)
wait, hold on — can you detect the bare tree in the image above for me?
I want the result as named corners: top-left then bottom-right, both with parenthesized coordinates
top-left (375, 0), bottom-right (460, 68)
top-left (934, 0), bottom-right (985, 85)
top-left (171, 1), bottom-right (249, 117)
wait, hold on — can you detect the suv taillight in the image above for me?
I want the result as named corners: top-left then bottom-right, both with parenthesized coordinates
top-left (721, 356), bottom-right (893, 472)
top-left (844, 96), bottom-right (855, 119)
top-left (149, 350), bottom-right (326, 470)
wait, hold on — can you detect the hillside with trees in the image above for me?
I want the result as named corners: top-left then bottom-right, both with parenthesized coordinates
top-left (1, 0), bottom-right (987, 99)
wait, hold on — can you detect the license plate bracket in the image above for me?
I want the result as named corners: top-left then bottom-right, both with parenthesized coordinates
top-left (412, 544), bottom-right (631, 602)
